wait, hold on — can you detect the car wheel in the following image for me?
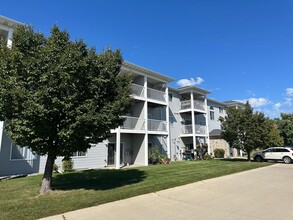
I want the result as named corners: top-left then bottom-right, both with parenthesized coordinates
top-left (283, 156), bottom-right (292, 164)
top-left (254, 156), bottom-right (263, 162)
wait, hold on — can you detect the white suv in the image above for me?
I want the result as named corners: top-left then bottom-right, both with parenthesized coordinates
top-left (253, 147), bottom-right (293, 164)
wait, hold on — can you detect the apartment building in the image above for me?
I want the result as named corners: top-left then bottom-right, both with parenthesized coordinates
top-left (0, 15), bottom-right (244, 176)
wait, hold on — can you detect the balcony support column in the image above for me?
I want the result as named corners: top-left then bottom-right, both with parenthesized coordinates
top-left (144, 75), bottom-right (148, 166)
top-left (166, 87), bottom-right (171, 159)
top-left (204, 96), bottom-right (211, 154)
top-left (115, 127), bottom-right (121, 169)
top-left (190, 92), bottom-right (196, 150)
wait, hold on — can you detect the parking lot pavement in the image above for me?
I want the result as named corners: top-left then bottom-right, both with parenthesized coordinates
top-left (40, 164), bottom-right (293, 220)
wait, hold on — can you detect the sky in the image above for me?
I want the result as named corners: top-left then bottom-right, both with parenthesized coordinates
top-left (1, 0), bottom-right (293, 118)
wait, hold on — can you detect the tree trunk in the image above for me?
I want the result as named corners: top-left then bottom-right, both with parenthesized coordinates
top-left (40, 152), bottom-right (56, 193)
top-left (247, 150), bottom-right (251, 161)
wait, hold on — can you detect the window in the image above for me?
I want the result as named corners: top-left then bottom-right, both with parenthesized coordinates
top-left (0, 29), bottom-right (9, 45)
top-left (219, 107), bottom-right (224, 113)
top-left (10, 143), bottom-right (36, 160)
top-left (210, 106), bottom-right (214, 110)
top-left (72, 151), bottom-right (87, 157)
top-left (168, 93), bottom-right (173, 102)
top-left (169, 116), bottom-right (175, 126)
top-left (275, 148), bottom-right (289, 153)
top-left (210, 111), bottom-right (215, 120)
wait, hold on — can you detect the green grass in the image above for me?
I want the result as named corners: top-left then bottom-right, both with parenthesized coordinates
top-left (0, 159), bottom-right (272, 220)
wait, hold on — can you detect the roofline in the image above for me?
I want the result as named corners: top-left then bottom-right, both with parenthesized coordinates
top-left (223, 100), bottom-right (246, 107)
top-left (207, 98), bottom-right (226, 106)
top-left (122, 61), bottom-right (175, 83)
top-left (177, 86), bottom-right (211, 95)
top-left (0, 15), bottom-right (24, 27)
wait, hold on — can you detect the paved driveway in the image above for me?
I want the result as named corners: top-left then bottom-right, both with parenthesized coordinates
top-left (41, 164), bottom-right (293, 220)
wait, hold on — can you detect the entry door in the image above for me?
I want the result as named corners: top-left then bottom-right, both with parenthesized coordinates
top-left (107, 143), bottom-right (124, 165)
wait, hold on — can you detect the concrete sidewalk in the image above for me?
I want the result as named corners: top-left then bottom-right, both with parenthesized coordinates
top-left (41, 164), bottom-right (293, 220)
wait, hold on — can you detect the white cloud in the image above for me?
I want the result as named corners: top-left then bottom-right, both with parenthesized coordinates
top-left (285, 88), bottom-right (293, 97)
top-left (246, 98), bottom-right (271, 108)
top-left (176, 77), bottom-right (204, 87)
top-left (273, 102), bottom-right (282, 110)
top-left (284, 97), bottom-right (292, 106)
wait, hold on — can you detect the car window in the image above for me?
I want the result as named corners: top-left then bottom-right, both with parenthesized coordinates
top-left (265, 149), bottom-right (275, 152)
top-left (275, 149), bottom-right (289, 152)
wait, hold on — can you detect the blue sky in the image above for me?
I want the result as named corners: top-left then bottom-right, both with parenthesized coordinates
top-left (1, 0), bottom-right (293, 118)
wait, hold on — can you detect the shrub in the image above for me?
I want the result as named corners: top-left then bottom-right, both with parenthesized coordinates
top-left (214, 148), bottom-right (225, 158)
top-left (62, 158), bottom-right (74, 172)
top-left (53, 164), bottom-right (59, 173)
top-left (203, 154), bottom-right (213, 160)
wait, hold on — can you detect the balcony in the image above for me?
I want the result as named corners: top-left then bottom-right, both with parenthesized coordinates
top-left (148, 119), bottom-right (167, 132)
top-left (181, 124), bottom-right (207, 135)
top-left (181, 100), bottom-right (206, 111)
top-left (131, 83), bottom-right (145, 99)
top-left (147, 87), bottom-right (166, 103)
top-left (121, 116), bottom-right (145, 130)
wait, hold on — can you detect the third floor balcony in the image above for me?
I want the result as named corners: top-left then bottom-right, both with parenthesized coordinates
top-left (131, 83), bottom-right (167, 103)
top-left (180, 100), bottom-right (206, 112)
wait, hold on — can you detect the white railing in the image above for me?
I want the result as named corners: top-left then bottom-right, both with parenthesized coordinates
top-left (194, 100), bottom-right (206, 111)
top-left (121, 116), bottom-right (145, 130)
top-left (182, 124), bottom-right (193, 134)
top-left (181, 124), bottom-right (206, 135)
top-left (194, 125), bottom-right (206, 134)
top-left (181, 100), bottom-right (191, 110)
top-left (148, 119), bottom-right (167, 132)
top-left (180, 100), bottom-right (206, 111)
top-left (147, 87), bottom-right (166, 102)
top-left (131, 84), bottom-right (145, 98)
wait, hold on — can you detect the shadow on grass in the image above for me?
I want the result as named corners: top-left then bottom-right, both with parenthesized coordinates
top-left (221, 158), bottom-right (249, 162)
top-left (52, 168), bottom-right (146, 191)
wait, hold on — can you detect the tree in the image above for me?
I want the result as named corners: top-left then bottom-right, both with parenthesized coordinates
top-left (220, 102), bottom-right (282, 161)
top-left (0, 25), bottom-right (132, 193)
top-left (278, 113), bottom-right (293, 146)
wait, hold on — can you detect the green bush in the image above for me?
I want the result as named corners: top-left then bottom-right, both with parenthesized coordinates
top-left (203, 154), bottom-right (213, 160)
top-left (214, 148), bottom-right (225, 158)
top-left (62, 159), bottom-right (74, 172)
top-left (53, 164), bottom-right (59, 172)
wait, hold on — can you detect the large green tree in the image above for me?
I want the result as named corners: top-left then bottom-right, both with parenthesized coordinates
top-left (0, 25), bottom-right (132, 193)
top-left (277, 113), bottom-right (293, 146)
top-left (220, 102), bottom-right (282, 161)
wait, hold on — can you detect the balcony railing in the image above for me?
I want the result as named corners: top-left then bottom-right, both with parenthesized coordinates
top-left (121, 116), bottom-right (145, 130)
top-left (181, 100), bottom-right (206, 111)
top-left (148, 119), bottom-right (167, 132)
top-left (147, 87), bottom-right (166, 102)
top-left (182, 124), bottom-right (192, 134)
top-left (131, 84), bottom-right (145, 98)
top-left (181, 124), bottom-right (207, 135)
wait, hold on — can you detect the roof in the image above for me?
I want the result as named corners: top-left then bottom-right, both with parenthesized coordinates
top-left (122, 61), bottom-right (174, 83)
top-left (169, 86), bottom-right (210, 96)
top-left (209, 129), bottom-right (222, 137)
top-left (223, 100), bottom-right (245, 107)
top-left (0, 15), bottom-right (23, 27)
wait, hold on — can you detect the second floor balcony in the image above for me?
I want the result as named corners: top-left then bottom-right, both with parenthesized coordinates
top-left (121, 116), bottom-right (145, 131)
top-left (120, 116), bottom-right (167, 132)
top-left (148, 119), bottom-right (167, 132)
top-left (181, 124), bottom-right (207, 135)
top-left (181, 100), bottom-right (206, 112)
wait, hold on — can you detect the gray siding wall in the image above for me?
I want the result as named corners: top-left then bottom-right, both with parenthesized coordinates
top-left (207, 100), bottom-right (226, 132)
top-left (39, 143), bottom-right (107, 173)
top-left (0, 132), bottom-right (40, 176)
top-left (168, 90), bottom-right (184, 159)
top-left (132, 134), bottom-right (145, 165)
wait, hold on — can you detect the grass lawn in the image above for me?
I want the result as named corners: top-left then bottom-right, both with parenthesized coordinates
top-left (0, 159), bottom-right (272, 220)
